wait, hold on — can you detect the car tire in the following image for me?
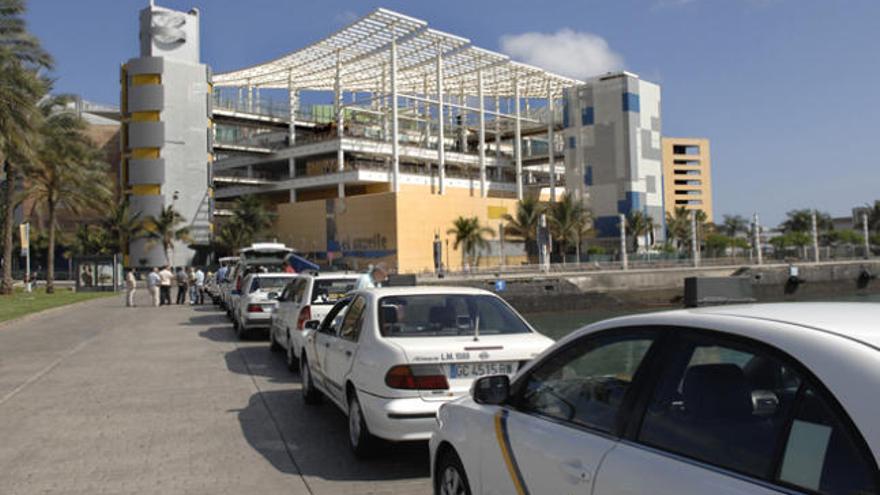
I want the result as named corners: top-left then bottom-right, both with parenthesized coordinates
top-left (285, 332), bottom-right (298, 372)
top-left (347, 391), bottom-right (377, 458)
top-left (269, 328), bottom-right (281, 352)
top-left (300, 354), bottom-right (321, 404)
top-left (435, 448), bottom-right (472, 495)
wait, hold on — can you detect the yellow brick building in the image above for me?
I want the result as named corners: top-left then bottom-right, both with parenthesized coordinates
top-left (661, 137), bottom-right (713, 222)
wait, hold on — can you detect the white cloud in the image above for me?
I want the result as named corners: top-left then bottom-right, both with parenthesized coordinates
top-left (499, 29), bottom-right (624, 80)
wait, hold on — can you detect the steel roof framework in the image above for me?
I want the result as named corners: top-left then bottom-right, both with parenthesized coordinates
top-left (214, 8), bottom-right (576, 201)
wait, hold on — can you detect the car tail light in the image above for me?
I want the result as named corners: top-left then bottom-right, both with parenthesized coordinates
top-left (385, 365), bottom-right (449, 390)
top-left (296, 305), bottom-right (311, 330)
top-left (247, 304), bottom-right (263, 313)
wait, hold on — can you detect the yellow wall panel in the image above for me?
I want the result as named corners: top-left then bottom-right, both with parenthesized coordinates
top-left (131, 111), bottom-right (160, 122)
top-left (131, 184), bottom-right (161, 196)
top-left (132, 74), bottom-right (161, 86)
top-left (131, 148), bottom-right (160, 159)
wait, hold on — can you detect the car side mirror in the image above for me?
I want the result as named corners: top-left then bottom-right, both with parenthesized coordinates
top-left (472, 375), bottom-right (510, 405)
top-left (304, 319), bottom-right (321, 330)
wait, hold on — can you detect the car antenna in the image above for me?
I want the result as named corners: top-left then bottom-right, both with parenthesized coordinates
top-left (473, 314), bottom-right (480, 341)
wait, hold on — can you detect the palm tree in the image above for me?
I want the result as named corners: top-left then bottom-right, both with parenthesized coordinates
top-left (144, 205), bottom-right (191, 265)
top-left (721, 214), bottom-right (748, 238)
top-left (447, 216), bottom-right (494, 270)
top-left (103, 198), bottom-right (145, 255)
top-left (0, 0), bottom-right (52, 294)
top-left (548, 192), bottom-right (588, 261)
top-left (627, 210), bottom-right (654, 253)
top-left (863, 200), bottom-right (880, 233)
top-left (214, 219), bottom-right (250, 257)
top-left (501, 195), bottom-right (543, 263)
top-left (780, 209), bottom-right (832, 234)
top-left (230, 195), bottom-right (275, 245)
top-left (25, 94), bottom-right (110, 293)
top-left (665, 207), bottom-right (691, 250)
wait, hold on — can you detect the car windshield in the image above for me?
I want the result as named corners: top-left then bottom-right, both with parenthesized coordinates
top-left (249, 277), bottom-right (292, 292)
top-left (378, 294), bottom-right (532, 337)
top-left (311, 278), bottom-right (357, 304)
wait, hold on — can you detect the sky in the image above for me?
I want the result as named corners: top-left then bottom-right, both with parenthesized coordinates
top-left (24, 0), bottom-right (880, 227)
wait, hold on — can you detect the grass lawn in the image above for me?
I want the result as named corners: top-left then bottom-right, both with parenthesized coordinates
top-left (0, 288), bottom-right (116, 323)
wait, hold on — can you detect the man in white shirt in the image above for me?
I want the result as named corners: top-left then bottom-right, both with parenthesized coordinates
top-left (355, 263), bottom-right (388, 290)
top-left (194, 268), bottom-right (205, 305)
top-left (159, 266), bottom-right (174, 306)
top-left (147, 268), bottom-right (161, 307)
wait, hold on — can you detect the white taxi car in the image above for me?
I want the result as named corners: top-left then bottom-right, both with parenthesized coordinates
top-left (269, 272), bottom-right (360, 371)
top-left (430, 303), bottom-right (880, 495)
top-left (299, 286), bottom-right (554, 457)
top-left (232, 272), bottom-right (298, 339)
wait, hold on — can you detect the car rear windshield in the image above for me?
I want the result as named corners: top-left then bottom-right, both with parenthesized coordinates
top-left (249, 277), bottom-right (293, 292)
top-left (378, 294), bottom-right (531, 337)
top-left (311, 278), bottom-right (357, 304)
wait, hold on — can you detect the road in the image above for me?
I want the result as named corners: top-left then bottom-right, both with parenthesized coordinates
top-left (0, 290), bottom-right (431, 495)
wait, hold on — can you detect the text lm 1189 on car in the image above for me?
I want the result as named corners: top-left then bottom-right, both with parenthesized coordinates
top-left (300, 286), bottom-right (554, 457)
top-left (430, 303), bottom-right (880, 495)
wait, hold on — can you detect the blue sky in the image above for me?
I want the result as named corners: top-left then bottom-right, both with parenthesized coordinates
top-left (25, 0), bottom-right (880, 226)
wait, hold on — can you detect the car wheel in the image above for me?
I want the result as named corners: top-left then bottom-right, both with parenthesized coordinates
top-left (435, 449), bottom-right (472, 495)
top-left (347, 391), bottom-right (377, 458)
top-left (300, 355), bottom-right (321, 404)
top-left (285, 333), bottom-right (298, 372)
top-left (269, 328), bottom-right (281, 352)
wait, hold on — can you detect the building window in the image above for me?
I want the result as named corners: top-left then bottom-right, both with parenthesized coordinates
top-left (673, 145), bottom-right (700, 155)
top-left (582, 106), bottom-right (594, 126)
top-left (568, 136), bottom-right (576, 149)
top-left (623, 92), bottom-right (640, 113)
top-left (563, 101), bottom-right (570, 127)
top-left (584, 165), bottom-right (593, 186)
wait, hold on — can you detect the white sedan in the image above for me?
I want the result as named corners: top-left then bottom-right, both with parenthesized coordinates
top-left (232, 273), bottom-right (298, 339)
top-left (300, 286), bottom-right (554, 457)
top-left (430, 303), bottom-right (880, 495)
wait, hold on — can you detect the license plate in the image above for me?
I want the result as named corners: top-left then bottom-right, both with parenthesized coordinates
top-left (449, 362), bottom-right (516, 379)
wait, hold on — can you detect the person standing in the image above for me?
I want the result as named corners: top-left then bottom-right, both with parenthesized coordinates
top-left (355, 263), bottom-right (388, 289)
top-left (187, 267), bottom-right (198, 305)
top-left (194, 267), bottom-right (205, 305)
top-left (176, 267), bottom-right (188, 305)
top-left (147, 267), bottom-right (161, 307)
top-left (159, 265), bottom-right (174, 305)
top-left (125, 270), bottom-right (137, 307)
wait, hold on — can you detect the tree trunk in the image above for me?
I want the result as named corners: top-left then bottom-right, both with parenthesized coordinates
top-left (1, 162), bottom-right (15, 295)
top-left (46, 199), bottom-right (56, 294)
top-left (575, 239), bottom-right (581, 264)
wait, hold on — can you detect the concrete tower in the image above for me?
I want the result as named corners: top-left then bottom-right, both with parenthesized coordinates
top-left (120, 2), bottom-right (212, 268)
top-left (563, 71), bottom-right (664, 246)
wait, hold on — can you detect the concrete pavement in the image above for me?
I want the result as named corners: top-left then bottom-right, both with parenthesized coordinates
top-left (0, 290), bottom-right (431, 494)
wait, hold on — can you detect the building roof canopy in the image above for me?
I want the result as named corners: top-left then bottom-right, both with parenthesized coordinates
top-left (213, 8), bottom-right (579, 98)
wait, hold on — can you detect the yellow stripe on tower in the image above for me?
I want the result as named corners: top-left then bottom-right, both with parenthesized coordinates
top-left (132, 74), bottom-right (161, 86)
top-left (494, 412), bottom-right (527, 495)
top-left (131, 184), bottom-right (160, 196)
top-left (131, 148), bottom-right (160, 159)
top-left (131, 111), bottom-right (160, 122)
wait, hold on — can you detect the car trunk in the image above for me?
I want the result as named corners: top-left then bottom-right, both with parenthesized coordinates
top-left (390, 333), bottom-right (552, 401)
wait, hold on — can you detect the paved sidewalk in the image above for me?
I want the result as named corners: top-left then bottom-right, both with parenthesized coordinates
top-left (0, 291), bottom-right (431, 494)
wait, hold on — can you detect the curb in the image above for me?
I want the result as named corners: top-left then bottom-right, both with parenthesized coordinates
top-left (0, 292), bottom-right (120, 330)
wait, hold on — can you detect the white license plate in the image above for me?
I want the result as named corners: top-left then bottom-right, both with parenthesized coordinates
top-left (449, 362), bottom-right (517, 379)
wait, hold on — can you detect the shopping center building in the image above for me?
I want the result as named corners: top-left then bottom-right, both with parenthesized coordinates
top-left (120, 5), bottom-right (714, 271)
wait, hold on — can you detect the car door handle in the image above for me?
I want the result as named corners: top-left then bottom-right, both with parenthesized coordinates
top-left (345, 350), bottom-right (352, 357)
top-left (559, 461), bottom-right (590, 483)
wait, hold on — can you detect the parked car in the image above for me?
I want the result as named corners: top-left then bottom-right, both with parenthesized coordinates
top-left (430, 303), bottom-right (880, 495)
top-left (270, 272), bottom-right (360, 371)
top-left (207, 256), bottom-right (238, 303)
top-left (300, 286), bottom-right (555, 457)
top-left (224, 243), bottom-right (293, 318)
top-left (232, 272), bottom-right (299, 339)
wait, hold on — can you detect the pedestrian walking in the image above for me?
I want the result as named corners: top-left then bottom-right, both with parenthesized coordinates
top-left (147, 267), bottom-right (161, 307)
top-left (125, 270), bottom-right (137, 307)
top-left (194, 267), bottom-right (205, 305)
top-left (176, 267), bottom-right (188, 304)
top-left (159, 265), bottom-right (174, 305)
top-left (187, 267), bottom-right (197, 305)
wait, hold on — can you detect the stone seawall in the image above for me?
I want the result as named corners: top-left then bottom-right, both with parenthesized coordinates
top-left (421, 260), bottom-right (880, 313)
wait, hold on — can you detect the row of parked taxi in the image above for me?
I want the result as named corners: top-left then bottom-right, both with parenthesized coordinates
top-left (205, 243), bottom-right (879, 495)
